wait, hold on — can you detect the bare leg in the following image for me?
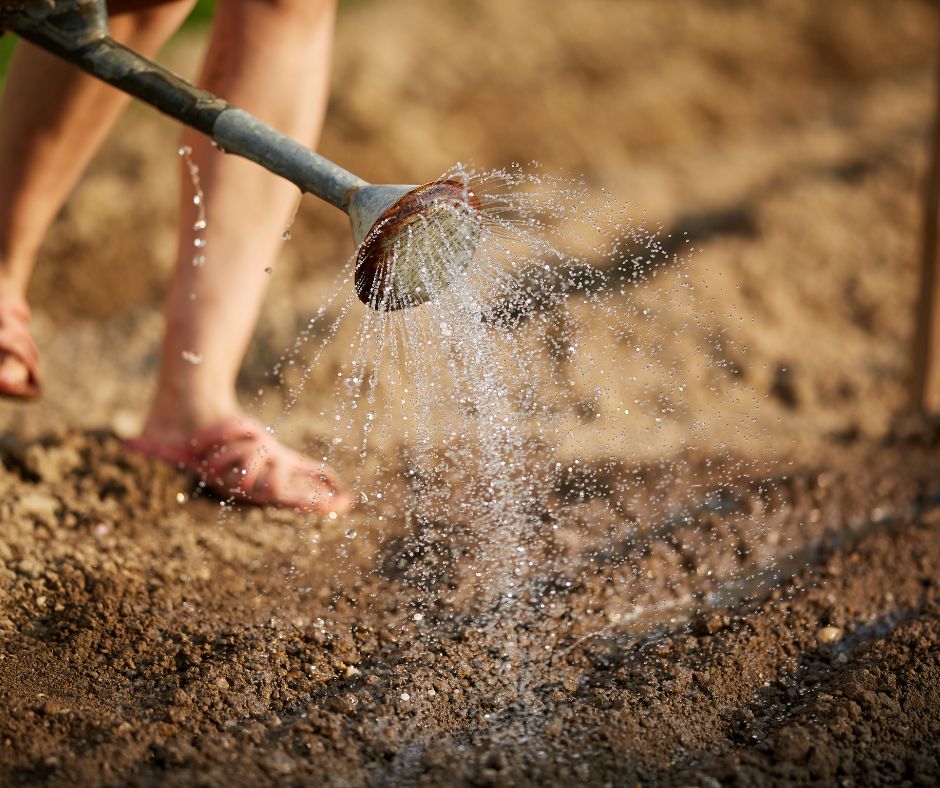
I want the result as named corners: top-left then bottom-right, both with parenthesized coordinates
top-left (0, 0), bottom-right (196, 388)
top-left (138, 0), bottom-right (349, 511)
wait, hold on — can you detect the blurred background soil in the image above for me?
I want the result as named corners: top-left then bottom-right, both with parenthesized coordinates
top-left (1, 0), bottom-right (939, 785)
top-left (2, 0), bottom-right (935, 451)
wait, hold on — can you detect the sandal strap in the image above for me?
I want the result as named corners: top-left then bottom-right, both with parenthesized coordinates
top-left (194, 421), bottom-right (269, 492)
top-left (0, 300), bottom-right (30, 323)
top-left (125, 417), bottom-right (348, 513)
top-left (0, 300), bottom-right (40, 397)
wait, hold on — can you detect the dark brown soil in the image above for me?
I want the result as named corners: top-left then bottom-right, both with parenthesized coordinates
top-left (1, 431), bottom-right (939, 786)
top-left (2, 0), bottom-right (939, 785)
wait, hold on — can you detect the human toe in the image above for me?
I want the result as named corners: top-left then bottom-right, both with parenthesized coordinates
top-left (0, 352), bottom-right (30, 390)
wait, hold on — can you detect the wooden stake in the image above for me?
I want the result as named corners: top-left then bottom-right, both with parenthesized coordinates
top-left (912, 39), bottom-right (940, 414)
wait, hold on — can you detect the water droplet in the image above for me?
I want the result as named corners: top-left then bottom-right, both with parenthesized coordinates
top-left (344, 529), bottom-right (357, 539)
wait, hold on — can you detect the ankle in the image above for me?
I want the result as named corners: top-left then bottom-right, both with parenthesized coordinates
top-left (0, 273), bottom-right (29, 306)
top-left (141, 379), bottom-right (240, 443)
top-left (0, 249), bottom-right (35, 304)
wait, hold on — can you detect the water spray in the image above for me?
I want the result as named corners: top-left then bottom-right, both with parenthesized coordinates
top-left (0, 0), bottom-right (479, 310)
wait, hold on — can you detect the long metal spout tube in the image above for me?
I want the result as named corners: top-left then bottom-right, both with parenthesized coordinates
top-left (7, 0), bottom-right (368, 210)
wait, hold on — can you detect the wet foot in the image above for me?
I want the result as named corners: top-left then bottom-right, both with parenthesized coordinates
top-left (127, 414), bottom-right (352, 515)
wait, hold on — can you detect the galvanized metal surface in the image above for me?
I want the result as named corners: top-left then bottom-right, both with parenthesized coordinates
top-left (348, 184), bottom-right (413, 246)
top-left (213, 110), bottom-right (366, 211)
top-left (0, 0), bottom-right (44, 20)
top-left (1, 0), bottom-right (90, 34)
top-left (0, 0), bottom-right (34, 18)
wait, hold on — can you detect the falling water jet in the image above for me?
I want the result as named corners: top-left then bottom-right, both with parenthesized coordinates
top-left (290, 163), bottom-right (787, 650)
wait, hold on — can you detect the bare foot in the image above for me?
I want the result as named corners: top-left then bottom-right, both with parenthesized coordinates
top-left (128, 414), bottom-right (352, 515)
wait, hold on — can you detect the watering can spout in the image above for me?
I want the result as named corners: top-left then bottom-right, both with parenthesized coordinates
top-left (352, 180), bottom-right (482, 310)
top-left (0, 0), bottom-right (483, 312)
top-left (347, 184), bottom-right (415, 248)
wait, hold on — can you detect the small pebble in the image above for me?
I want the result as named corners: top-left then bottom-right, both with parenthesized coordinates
top-left (816, 626), bottom-right (842, 644)
top-left (344, 665), bottom-right (361, 678)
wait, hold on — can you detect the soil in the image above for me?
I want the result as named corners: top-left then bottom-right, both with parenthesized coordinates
top-left (2, 0), bottom-right (940, 785)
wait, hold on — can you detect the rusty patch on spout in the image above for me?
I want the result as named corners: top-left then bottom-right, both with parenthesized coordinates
top-left (355, 179), bottom-right (481, 311)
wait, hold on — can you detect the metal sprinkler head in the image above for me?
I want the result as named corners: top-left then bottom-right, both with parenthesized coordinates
top-left (349, 179), bottom-right (482, 311)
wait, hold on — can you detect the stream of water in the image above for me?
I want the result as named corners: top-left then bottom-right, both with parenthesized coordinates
top-left (251, 164), bottom-right (782, 643)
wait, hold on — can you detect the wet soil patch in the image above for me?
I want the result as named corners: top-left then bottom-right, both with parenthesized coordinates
top-left (1, 431), bottom-right (938, 785)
